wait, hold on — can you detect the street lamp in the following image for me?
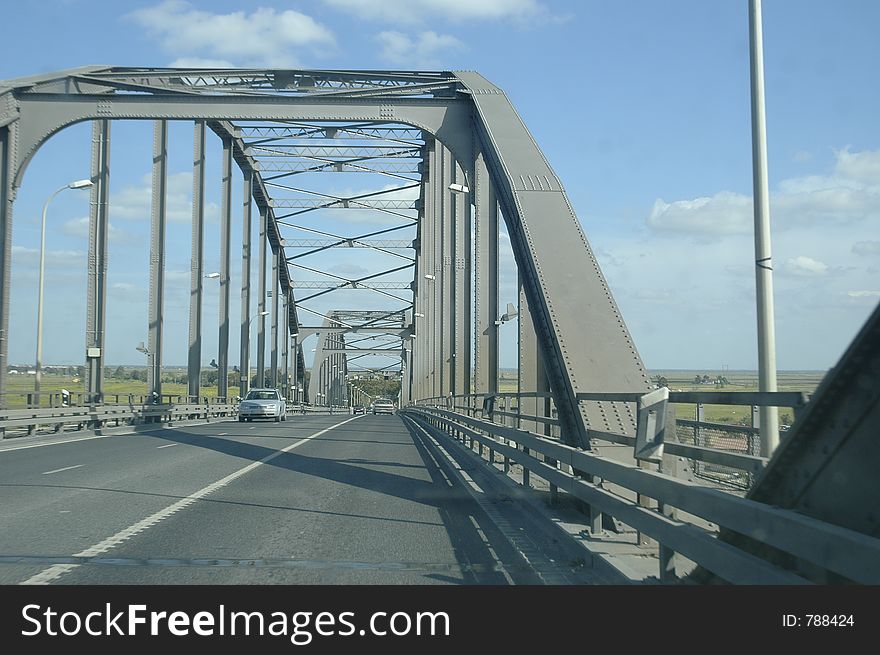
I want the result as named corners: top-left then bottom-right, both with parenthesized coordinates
top-left (35, 179), bottom-right (93, 401)
top-left (204, 272), bottom-right (221, 279)
top-left (136, 341), bottom-right (157, 403)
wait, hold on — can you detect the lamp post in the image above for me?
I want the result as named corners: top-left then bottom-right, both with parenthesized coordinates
top-left (35, 179), bottom-right (93, 404)
top-left (749, 0), bottom-right (779, 456)
top-left (136, 341), bottom-right (156, 403)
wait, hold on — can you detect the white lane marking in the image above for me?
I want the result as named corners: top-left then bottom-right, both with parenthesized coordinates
top-left (3, 434), bottom-right (112, 452)
top-left (21, 415), bottom-right (364, 585)
top-left (156, 444), bottom-right (179, 449)
top-left (217, 432), bottom-right (228, 436)
top-left (0, 420), bottom-right (240, 453)
top-left (42, 465), bottom-right (84, 476)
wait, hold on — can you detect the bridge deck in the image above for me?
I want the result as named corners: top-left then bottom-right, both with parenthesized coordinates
top-left (0, 415), bottom-right (596, 585)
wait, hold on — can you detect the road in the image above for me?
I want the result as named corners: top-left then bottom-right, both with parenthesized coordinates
top-left (0, 414), bottom-right (588, 584)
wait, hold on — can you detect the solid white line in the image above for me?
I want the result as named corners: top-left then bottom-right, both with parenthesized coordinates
top-left (0, 420), bottom-right (240, 453)
top-left (21, 414), bottom-right (364, 585)
top-left (156, 444), bottom-right (179, 449)
top-left (3, 434), bottom-right (112, 452)
top-left (42, 464), bottom-right (84, 476)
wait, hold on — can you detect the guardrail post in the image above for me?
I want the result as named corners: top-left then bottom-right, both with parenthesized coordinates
top-left (751, 404), bottom-right (760, 455)
top-left (658, 405), bottom-right (679, 580)
top-left (547, 461), bottom-right (558, 504)
top-left (518, 397), bottom-right (531, 487)
top-left (589, 477), bottom-right (603, 535)
top-left (26, 394), bottom-right (35, 435)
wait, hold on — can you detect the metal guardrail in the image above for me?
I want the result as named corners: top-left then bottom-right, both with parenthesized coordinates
top-left (0, 399), bottom-right (238, 438)
top-left (0, 398), bottom-right (360, 437)
top-left (402, 405), bottom-right (880, 584)
top-left (416, 389), bottom-right (811, 491)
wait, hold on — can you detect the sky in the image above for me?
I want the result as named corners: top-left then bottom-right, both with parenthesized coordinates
top-left (1, 0), bottom-right (878, 372)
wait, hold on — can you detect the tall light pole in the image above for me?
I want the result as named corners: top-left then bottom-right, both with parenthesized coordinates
top-left (35, 179), bottom-right (93, 403)
top-left (749, 0), bottom-right (779, 456)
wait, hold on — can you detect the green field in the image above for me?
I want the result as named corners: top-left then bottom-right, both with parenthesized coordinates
top-left (7, 368), bottom-right (826, 425)
top-left (495, 368), bottom-right (824, 426)
top-left (3, 372), bottom-right (222, 408)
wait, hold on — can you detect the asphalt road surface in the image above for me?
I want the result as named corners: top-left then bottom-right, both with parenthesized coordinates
top-left (0, 414), bottom-right (590, 585)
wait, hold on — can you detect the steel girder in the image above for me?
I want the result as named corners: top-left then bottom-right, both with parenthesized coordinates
top-left (85, 119), bottom-right (110, 401)
top-left (0, 67), bottom-right (649, 449)
top-left (456, 71), bottom-right (651, 445)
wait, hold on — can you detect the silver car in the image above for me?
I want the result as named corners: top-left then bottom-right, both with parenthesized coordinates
top-left (238, 388), bottom-right (287, 422)
top-left (371, 398), bottom-right (395, 415)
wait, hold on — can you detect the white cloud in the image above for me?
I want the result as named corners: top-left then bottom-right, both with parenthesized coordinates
top-left (648, 147), bottom-right (880, 238)
top-left (169, 57), bottom-right (235, 68)
top-left (128, 1), bottom-right (336, 68)
top-left (324, 0), bottom-right (544, 24)
top-left (784, 255), bottom-right (828, 276)
top-left (284, 183), bottom-right (419, 226)
top-left (62, 217), bottom-right (135, 244)
top-left (376, 31), bottom-right (465, 68)
top-left (602, 147), bottom-right (880, 369)
top-left (835, 147), bottom-right (880, 185)
top-left (648, 192), bottom-right (752, 236)
top-left (110, 172), bottom-right (218, 224)
top-left (328, 263), bottom-right (371, 279)
top-left (12, 245), bottom-right (85, 268)
top-left (852, 240), bottom-right (880, 256)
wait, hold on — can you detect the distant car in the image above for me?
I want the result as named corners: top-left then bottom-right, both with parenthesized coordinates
top-left (352, 404), bottom-right (366, 415)
top-left (371, 398), bottom-right (395, 415)
top-left (238, 388), bottom-right (286, 422)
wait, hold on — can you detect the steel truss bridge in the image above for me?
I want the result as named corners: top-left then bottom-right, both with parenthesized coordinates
top-left (0, 67), bottom-right (877, 585)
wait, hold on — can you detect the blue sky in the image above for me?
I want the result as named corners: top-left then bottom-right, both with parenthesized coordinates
top-left (2, 0), bottom-right (878, 372)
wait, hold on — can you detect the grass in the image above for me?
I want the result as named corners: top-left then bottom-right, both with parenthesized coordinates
top-left (8, 369), bottom-right (826, 425)
top-left (3, 373), bottom-right (222, 408)
top-left (494, 369), bottom-right (825, 426)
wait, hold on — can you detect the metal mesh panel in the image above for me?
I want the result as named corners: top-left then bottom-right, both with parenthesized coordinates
top-left (675, 423), bottom-right (759, 491)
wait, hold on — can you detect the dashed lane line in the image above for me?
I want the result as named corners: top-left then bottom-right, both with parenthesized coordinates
top-left (41, 464), bottom-right (84, 476)
top-left (21, 415), bottom-right (364, 585)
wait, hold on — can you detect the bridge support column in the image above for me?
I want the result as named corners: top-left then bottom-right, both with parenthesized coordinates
top-left (310, 319), bottom-right (330, 406)
top-left (281, 290), bottom-right (289, 398)
top-left (518, 276), bottom-right (551, 490)
top-left (217, 136), bottom-right (232, 400)
top-left (290, 333), bottom-right (302, 402)
top-left (438, 144), bottom-right (454, 397)
top-left (0, 124), bottom-right (13, 404)
top-left (419, 141), bottom-right (438, 400)
top-left (239, 170), bottom-right (253, 398)
top-left (270, 249), bottom-right (279, 388)
top-left (256, 206), bottom-right (267, 386)
top-left (147, 120), bottom-right (168, 400)
top-left (473, 148), bottom-right (498, 397)
top-left (452, 160), bottom-right (471, 395)
top-left (187, 120), bottom-right (205, 399)
top-left (86, 119), bottom-right (111, 404)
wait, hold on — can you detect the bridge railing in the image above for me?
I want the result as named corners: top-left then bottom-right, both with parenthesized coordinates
top-left (401, 401), bottom-right (880, 584)
top-left (0, 397), bottom-right (238, 439)
top-left (414, 389), bottom-right (810, 492)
